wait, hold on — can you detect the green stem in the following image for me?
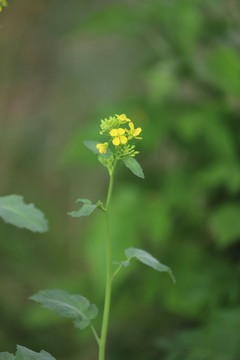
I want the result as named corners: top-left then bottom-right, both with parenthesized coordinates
top-left (99, 161), bottom-right (116, 360)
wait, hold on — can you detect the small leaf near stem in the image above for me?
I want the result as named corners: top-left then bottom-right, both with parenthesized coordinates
top-left (123, 247), bottom-right (176, 283)
top-left (122, 157), bottom-right (144, 179)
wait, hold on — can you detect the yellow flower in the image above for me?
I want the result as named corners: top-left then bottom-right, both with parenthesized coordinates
top-left (127, 122), bottom-right (142, 140)
top-left (96, 142), bottom-right (108, 154)
top-left (115, 114), bottom-right (131, 124)
top-left (110, 128), bottom-right (128, 146)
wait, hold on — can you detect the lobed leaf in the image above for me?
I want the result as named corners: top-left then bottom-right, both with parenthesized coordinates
top-left (0, 195), bottom-right (48, 232)
top-left (122, 157), bottom-right (144, 179)
top-left (124, 247), bottom-right (175, 283)
top-left (15, 346), bottom-right (55, 360)
top-left (30, 289), bottom-right (98, 330)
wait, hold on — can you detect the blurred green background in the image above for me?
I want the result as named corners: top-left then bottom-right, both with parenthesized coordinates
top-left (1, 0), bottom-right (240, 359)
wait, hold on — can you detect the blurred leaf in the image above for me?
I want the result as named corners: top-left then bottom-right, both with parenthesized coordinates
top-left (0, 353), bottom-right (15, 360)
top-left (206, 46), bottom-right (240, 95)
top-left (210, 205), bottom-right (240, 248)
top-left (122, 157), bottom-right (144, 179)
top-left (69, 4), bottom-right (133, 35)
top-left (145, 62), bottom-right (178, 103)
top-left (172, 0), bottom-right (202, 56)
top-left (124, 247), bottom-right (175, 283)
top-left (157, 309), bottom-right (240, 360)
top-left (0, 195), bottom-right (48, 233)
top-left (30, 289), bottom-right (98, 330)
top-left (15, 346), bottom-right (55, 360)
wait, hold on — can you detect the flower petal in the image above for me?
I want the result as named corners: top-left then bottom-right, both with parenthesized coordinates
top-left (129, 122), bottom-right (134, 131)
top-left (113, 137), bottom-right (120, 146)
top-left (134, 128), bottom-right (142, 136)
top-left (118, 128), bottom-right (125, 136)
top-left (110, 129), bottom-right (118, 137)
top-left (120, 136), bottom-right (128, 144)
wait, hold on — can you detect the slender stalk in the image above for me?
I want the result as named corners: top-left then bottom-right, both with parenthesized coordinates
top-left (91, 325), bottom-right (100, 345)
top-left (99, 162), bottom-right (116, 360)
top-left (112, 264), bottom-right (123, 281)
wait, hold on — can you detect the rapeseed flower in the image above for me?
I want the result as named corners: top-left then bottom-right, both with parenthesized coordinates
top-left (110, 128), bottom-right (128, 146)
top-left (127, 122), bottom-right (142, 140)
top-left (96, 142), bottom-right (108, 154)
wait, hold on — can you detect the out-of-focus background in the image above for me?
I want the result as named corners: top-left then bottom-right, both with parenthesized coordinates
top-left (1, 0), bottom-right (240, 359)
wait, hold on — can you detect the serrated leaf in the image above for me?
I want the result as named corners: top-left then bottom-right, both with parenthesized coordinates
top-left (0, 195), bottom-right (48, 232)
top-left (15, 346), bottom-right (55, 360)
top-left (0, 353), bottom-right (15, 360)
top-left (124, 247), bottom-right (175, 283)
top-left (122, 157), bottom-right (144, 179)
top-left (30, 289), bottom-right (98, 330)
top-left (83, 140), bottom-right (112, 158)
top-left (67, 204), bottom-right (97, 217)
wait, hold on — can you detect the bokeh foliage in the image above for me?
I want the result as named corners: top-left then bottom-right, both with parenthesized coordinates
top-left (1, 0), bottom-right (240, 359)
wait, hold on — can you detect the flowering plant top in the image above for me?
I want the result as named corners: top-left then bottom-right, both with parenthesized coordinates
top-left (97, 113), bottom-right (142, 157)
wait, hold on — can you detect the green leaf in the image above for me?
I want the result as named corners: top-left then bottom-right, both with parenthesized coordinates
top-left (67, 203), bottom-right (97, 217)
top-left (122, 157), bottom-right (144, 179)
top-left (0, 195), bottom-right (48, 233)
top-left (124, 247), bottom-right (175, 283)
top-left (15, 346), bottom-right (55, 360)
top-left (83, 140), bottom-right (112, 158)
top-left (30, 289), bottom-right (98, 330)
top-left (0, 346), bottom-right (56, 360)
top-left (0, 353), bottom-right (15, 360)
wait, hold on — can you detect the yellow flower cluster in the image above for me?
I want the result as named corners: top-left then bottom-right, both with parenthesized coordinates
top-left (0, 0), bottom-right (7, 12)
top-left (96, 113), bottom-right (142, 154)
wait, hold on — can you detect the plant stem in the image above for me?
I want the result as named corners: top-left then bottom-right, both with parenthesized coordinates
top-left (99, 162), bottom-right (116, 360)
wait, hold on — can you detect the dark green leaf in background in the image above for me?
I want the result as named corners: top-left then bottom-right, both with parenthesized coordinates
top-left (210, 205), bottom-right (240, 248)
